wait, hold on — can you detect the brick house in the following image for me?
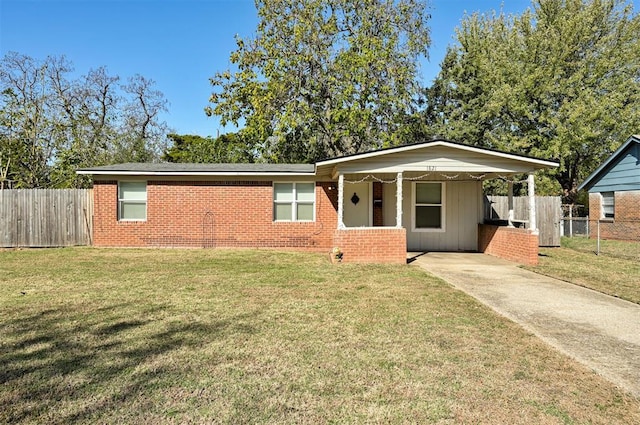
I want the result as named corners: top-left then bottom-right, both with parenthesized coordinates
top-left (578, 135), bottom-right (640, 241)
top-left (78, 140), bottom-right (558, 264)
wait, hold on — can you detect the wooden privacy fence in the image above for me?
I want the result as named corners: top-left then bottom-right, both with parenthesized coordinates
top-left (484, 195), bottom-right (562, 247)
top-left (0, 189), bottom-right (93, 247)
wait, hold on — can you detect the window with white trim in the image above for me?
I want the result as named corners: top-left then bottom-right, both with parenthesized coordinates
top-left (273, 182), bottom-right (315, 221)
top-left (412, 182), bottom-right (445, 231)
top-left (118, 181), bottom-right (147, 221)
top-left (601, 192), bottom-right (614, 219)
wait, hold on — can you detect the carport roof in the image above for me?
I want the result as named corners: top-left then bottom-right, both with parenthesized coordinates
top-left (316, 139), bottom-right (559, 168)
top-left (315, 139), bottom-right (559, 178)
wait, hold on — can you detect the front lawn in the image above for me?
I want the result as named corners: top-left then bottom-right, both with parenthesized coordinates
top-left (1, 248), bottom-right (638, 423)
top-left (530, 237), bottom-right (640, 304)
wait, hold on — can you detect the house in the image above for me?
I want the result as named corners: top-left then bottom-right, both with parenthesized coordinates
top-left (77, 139), bottom-right (558, 265)
top-left (578, 135), bottom-right (640, 241)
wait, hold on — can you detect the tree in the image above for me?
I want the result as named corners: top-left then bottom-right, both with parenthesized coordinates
top-left (0, 52), bottom-right (171, 188)
top-left (47, 64), bottom-right (122, 187)
top-left (163, 132), bottom-right (256, 163)
top-left (424, 0), bottom-right (640, 202)
top-left (207, 0), bottom-right (431, 163)
top-left (118, 74), bottom-right (170, 163)
top-left (0, 53), bottom-right (58, 188)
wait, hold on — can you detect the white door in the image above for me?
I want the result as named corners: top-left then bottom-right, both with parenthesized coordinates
top-left (343, 182), bottom-right (371, 227)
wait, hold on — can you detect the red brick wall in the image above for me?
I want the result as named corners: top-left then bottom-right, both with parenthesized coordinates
top-left (588, 191), bottom-right (640, 241)
top-left (588, 193), bottom-right (601, 224)
top-left (92, 180), bottom-right (338, 249)
top-left (478, 224), bottom-right (539, 265)
top-left (616, 191), bottom-right (640, 220)
top-left (333, 228), bottom-right (407, 264)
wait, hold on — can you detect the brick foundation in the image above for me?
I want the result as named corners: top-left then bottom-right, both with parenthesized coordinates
top-left (93, 180), bottom-right (338, 250)
top-left (333, 228), bottom-right (407, 264)
top-left (588, 191), bottom-right (640, 241)
top-left (478, 224), bottom-right (539, 265)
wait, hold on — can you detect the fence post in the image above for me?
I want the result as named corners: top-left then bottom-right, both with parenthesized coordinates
top-left (507, 182), bottom-right (514, 227)
top-left (586, 218), bottom-right (589, 237)
top-left (527, 174), bottom-right (538, 234)
top-left (568, 205), bottom-right (573, 237)
top-left (596, 220), bottom-right (600, 256)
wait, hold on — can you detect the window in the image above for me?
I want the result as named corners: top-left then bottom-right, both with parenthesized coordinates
top-left (601, 192), bottom-right (614, 219)
top-left (118, 181), bottom-right (147, 221)
top-left (413, 182), bottom-right (445, 231)
top-left (273, 182), bottom-right (315, 221)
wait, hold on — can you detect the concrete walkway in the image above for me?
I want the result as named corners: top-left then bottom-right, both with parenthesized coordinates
top-left (411, 252), bottom-right (640, 398)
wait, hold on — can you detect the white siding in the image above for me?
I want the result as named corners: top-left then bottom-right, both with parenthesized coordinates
top-left (383, 183), bottom-right (397, 226)
top-left (405, 180), bottom-right (482, 251)
top-left (342, 182), bottom-right (371, 227)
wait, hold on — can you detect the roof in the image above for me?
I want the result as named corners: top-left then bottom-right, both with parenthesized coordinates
top-left (577, 135), bottom-right (640, 191)
top-left (316, 139), bottom-right (559, 168)
top-left (77, 139), bottom-right (559, 178)
top-left (76, 162), bottom-right (316, 176)
top-left (314, 139), bottom-right (559, 178)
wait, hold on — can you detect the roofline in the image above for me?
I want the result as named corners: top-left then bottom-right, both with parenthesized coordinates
top-left (77, 139), bottom-right (560, 177)
top-left (316, 139), bottom-right (559, 168)
top-left (577, 135), bottom-right (640, 191)
top-left (76, 170), bottom-right (316, 177)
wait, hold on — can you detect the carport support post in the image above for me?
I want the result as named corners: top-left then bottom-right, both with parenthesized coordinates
top-left (337, 174), bottom-right (345, 229)
top-left (396, 172), bottom-right (403, 228)
top-left (528, 173), bottom-right (538, 234)
top-left (507, 182), bottom-right (515, 227)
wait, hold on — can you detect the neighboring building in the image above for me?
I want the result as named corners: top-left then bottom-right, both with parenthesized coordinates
top-left (77, 140), bottom-right (558, 265)
top-left (578, 135), bottom-right (640, 241)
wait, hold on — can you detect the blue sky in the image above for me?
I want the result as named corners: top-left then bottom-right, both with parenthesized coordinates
top-left (1, 0), bottom-right (533, 138)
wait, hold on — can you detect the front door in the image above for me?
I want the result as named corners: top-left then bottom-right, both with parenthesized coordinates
top-left (343, 182), bottom-right (371, 227)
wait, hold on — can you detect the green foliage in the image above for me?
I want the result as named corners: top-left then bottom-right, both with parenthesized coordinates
top-left (0, 52), bottom-right (171, 188)
top-left (163, 132), bottom-right (256, 163)
top-left (207, 0), bottom-right (431, 163)
top-left (424, 0), bottom-right (640, 203)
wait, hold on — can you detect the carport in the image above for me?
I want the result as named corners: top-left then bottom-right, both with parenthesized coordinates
top-left (314, 140), bottom-right (559, 264)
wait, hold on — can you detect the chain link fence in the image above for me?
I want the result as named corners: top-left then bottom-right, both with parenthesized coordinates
top-left (561, 204), bottom-right (589, 237)
top-left (590, 219), bottom-right (640, 259)
top-left (561, 205), bottom-right (640, 260)
top-left (561, 220), bottom-right (640, 262)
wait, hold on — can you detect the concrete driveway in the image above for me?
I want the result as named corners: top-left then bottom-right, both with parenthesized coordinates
top-left (411, 252), bottom-right (640, 398)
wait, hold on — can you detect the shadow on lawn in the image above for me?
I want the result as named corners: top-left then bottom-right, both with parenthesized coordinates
top-left (0, 302), bottom-right (258, 424)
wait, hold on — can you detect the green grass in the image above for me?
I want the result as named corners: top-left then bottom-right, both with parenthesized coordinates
top-left (562, 236), bottom-right (640, 262)
top-left (1, 247), bottom-right (639, 424)
top-left (529, 237), bottom-right (640, 304)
